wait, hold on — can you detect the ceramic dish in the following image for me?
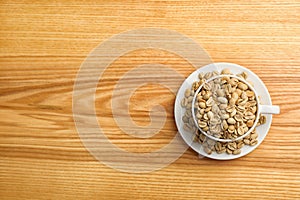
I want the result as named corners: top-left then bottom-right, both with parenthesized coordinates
top-left (174, 62), bottom-right (278, 160)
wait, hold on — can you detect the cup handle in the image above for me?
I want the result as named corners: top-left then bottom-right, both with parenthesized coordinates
top-left (259, 105), bottom-right (280, 114)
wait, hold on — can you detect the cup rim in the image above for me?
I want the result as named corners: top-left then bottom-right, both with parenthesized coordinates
top-left (191, 74), bottom-right (261, 142)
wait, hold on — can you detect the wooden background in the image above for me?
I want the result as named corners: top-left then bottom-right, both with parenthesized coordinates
top-left (1, 0), bottom-right (300, 199)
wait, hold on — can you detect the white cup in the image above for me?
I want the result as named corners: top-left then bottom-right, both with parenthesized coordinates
top-left (192, 74), bottom-right (280, 142)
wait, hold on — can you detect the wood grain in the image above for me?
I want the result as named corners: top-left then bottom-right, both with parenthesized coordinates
top-left (1, 0), bottom-right (300, 199)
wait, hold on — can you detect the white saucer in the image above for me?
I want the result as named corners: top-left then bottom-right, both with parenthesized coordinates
top-left (174, 62), bottom-right (273, 160)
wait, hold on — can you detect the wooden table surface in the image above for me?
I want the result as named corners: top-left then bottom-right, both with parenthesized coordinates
top-left (1, 0), bottom-right (300, 199)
